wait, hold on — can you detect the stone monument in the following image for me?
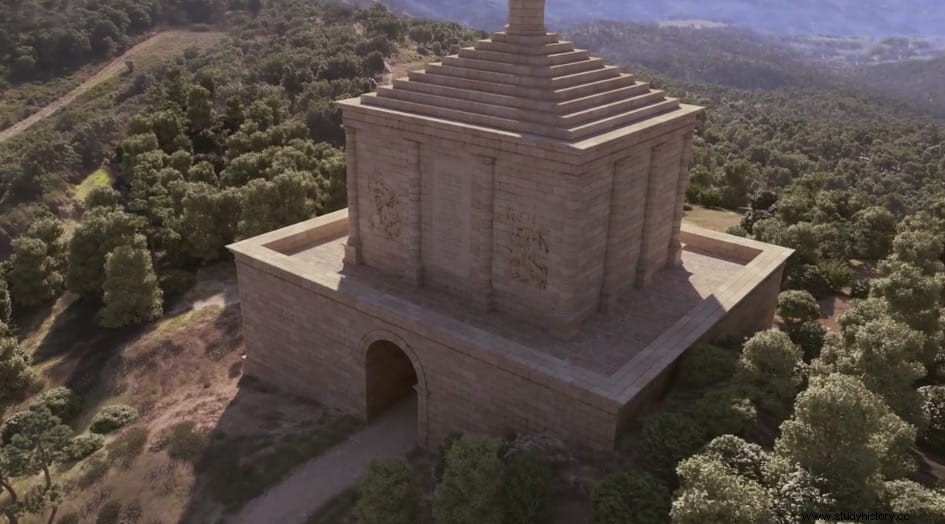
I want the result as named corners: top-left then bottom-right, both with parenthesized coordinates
top-left (228, 0), bottom-right (793, 450)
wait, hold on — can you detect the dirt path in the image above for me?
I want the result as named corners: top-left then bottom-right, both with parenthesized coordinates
top-left (233, 397), bottom-right (418, 524)
top-left (0, 30), bottom-right (222, 144)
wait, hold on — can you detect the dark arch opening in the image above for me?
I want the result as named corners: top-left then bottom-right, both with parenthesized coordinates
top-left (365, 340), bottom-right (419, 420)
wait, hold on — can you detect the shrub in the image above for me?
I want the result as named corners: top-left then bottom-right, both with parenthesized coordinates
top-left (690, 387), bottom-right (758, 438)
top-left (820, 259), bottom-right (853, 291)
top-left (785, 321), bottom-right (827, 362)
top-left (353, 459), bottom-right (421, 524)
top-left (167, 421), bottom-right (208, 462)
top-left (636, 412), bottom-right (706, 483)
top-left (158, 269), bottom-right (197, 297)
top-left (777, 290), bottom-right (820, 325)
top-left (882, 480), bottom-right (945, 521)
top-left (850, 279), bottom-right (871, 299)
top-left (33, 386), bottom-right (81, 423)
top-left (433, 434), bottom-right (505, 524)
top-left (434, 432), bottom-right (462, 483)
top-left (919, 386), bottom-right (945, 450)
top-left (67, 433), bottom-right (105, 461)
top-left (590, 470), bottom-right (670, 524)
top-left (107, 426), bottom-right (149, 468)
top-left (502, 452), bottom-right (553, 524)
top-left (677, 344), bottom-right (737, 389)
top-left (0, 410), bottom-right (28, 444)
top-left (786, 264), bottom-right (832, 299)
top-left (736, 329), bottom-right (804, 418)
top-left (90, 404), bottom-right (139, 434)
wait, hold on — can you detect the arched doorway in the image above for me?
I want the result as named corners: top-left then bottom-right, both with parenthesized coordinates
top-left (364, 339), bottom-right (419, 420)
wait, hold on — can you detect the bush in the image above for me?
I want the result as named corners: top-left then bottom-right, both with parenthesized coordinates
top-left (820, 259), bottom-right (853, 291)
top-left (636, 412), bottom-right (706, 483)
top-left (158, 269), bottom-right (197, 297)
top-left (33, 386), bottom-right (81, 423)
top-left (434, 432), bottom-right (462, 483)
top-left (107, 426), bottom-right (149, 469)
top-left (690, 387), bottom-right (758, 438)
top-left (167, 421), bottom-right (208, 462)
top-left (785, 321), bottom-right (827, 362)
top-left (919, 386), bottom-right (945, 450)
top-left (353, 459), bottom-right (421, 524)
top-left (502, 452), bottom-right (553, 524)
top-left (736, 329), bottom-right (804, 418)
top-left (850, 279), bottom-right (871, 299)
top-left (67, 433), bottom-right (105, 461)
top-left (882, 480), bottom-right (945, 521)
top-left (90, 404), bottom-right (138, 434)
top-left (777, 290), bottom-right (820, 325)
top-left (786, 264), bottom-right (832, 299)
top-left (590, 470), bottom-right (671, 524)
top-left (677, 344), bottom-right (737, 389)
top-left (433, 434), bottom-right (505, 524)
top-left (0, 410), bottom-right (28, 444)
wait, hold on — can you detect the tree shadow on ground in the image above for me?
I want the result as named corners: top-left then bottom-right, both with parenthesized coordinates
top-left (177, 377), bottom-right (362, 524)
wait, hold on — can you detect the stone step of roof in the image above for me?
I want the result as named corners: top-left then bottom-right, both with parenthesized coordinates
top-left (458, 47), bottom-right (591, 66)
top-left (387, 78), bottom-right (652, 115)
top-left (421, 62), bottom-right (619, 89)
top-left (440, 55), bottom-right (605, 77)
top-left (556, 82), bottom-right (651, 113)
top-left (406, 69), bottom-right (637, 102)
top-left (378, 83), bottom-right (669, 130)
top-left (490, 31), bottom-right (561, 44)
top-left (360, 93), bottom-right (574, 139)
top-left (566, 98), bottom-right (681, 139)
top-left (474, 39), bottom-right (575, 56)
top-left (561, 90), bottom-right (669, 125)
top-left (550, 65), bottom-right (622, 89)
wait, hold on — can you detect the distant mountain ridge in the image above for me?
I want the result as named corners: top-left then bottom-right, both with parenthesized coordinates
top-left (382, 0), bottom-right (945, 37)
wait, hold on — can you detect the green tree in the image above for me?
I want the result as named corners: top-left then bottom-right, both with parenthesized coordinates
top-left (502, 452), bottom-right (554, 524)
top-left (814, 319), bottom-right (926, 424)
top-left (0, 327), bottom-right (34, 398)
top-left (774, 374), bottom-right (915, 505)
top-left (671, 453), bottom-right (774, 524)
top-left (0, 278), bottom-right (11, 325)
top-left (852, 207), bottom-right (897, 260)
top-left (735, 329), bottom-right (804, 417)
top-left (591, 470), bottom-right (670, 524)
top-left (8, 237), bottom-right (63, 307)
top-left (83, 185), bottom-right (120, 211)
top-left (186, 84), bottom-right (214, 133)
top-left (871, 260), bottom-right (942, 338)
top-left (889, 230), bottom-right (944, 275)
top-left (238, 171), bottom-right (319, 238)
top-left (179, 183), bottom-right (241, 261)
top-left (353, 459), bottom-right (420, 524)
top-left (777, 290), bottom-right (820, 325)
top-left (65, 209), bottom-right (143, 299)
top-left (0, 407), bottom-right (74, 524)
top-left (98, 239), bottom-right (163, 328)
top-left (433, 435), bottom-right (505, 524)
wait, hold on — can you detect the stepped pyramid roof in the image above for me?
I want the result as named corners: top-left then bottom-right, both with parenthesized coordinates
top-left (358, 0), bottom-right (682, 142)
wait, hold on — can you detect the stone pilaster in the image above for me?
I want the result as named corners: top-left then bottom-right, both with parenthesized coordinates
top-left (473, 154), bottom-right (497, 311)
top-left (599, 161), bottom-right (619, 313)
top-left (635, 143), bottom-right (663, 287)
top-left (405, 139), bottom-right (424, 285)
top-left (669, 134), bottom-right (694, 266)
top-left (344, 126), bottom-right (361, 264)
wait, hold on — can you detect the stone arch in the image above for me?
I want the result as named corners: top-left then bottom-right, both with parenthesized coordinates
top-left (359, 331), bottom-right (429, 445)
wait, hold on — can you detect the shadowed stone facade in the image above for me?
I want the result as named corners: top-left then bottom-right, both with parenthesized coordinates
top-left (228, 1), bottom-right (794, 451)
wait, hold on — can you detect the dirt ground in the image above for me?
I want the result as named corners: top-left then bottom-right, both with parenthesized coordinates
top-left (3, 264), bottom-right (359, 524)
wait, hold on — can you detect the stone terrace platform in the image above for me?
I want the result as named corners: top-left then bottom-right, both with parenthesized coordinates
top-left (231, 209), bottom-right (793, 439)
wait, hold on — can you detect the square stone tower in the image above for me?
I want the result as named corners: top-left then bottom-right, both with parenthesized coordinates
top-left (339, 0), bottom-right (703, 336)
top-left (229, 0), bottom-right (792, 451)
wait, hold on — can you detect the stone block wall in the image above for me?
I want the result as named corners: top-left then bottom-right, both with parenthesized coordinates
top-left (233, 254), bottom-right (618, 450)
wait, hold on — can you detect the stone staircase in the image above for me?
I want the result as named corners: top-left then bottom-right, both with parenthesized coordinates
top-left (360, 31), bottom-right (681, 141)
